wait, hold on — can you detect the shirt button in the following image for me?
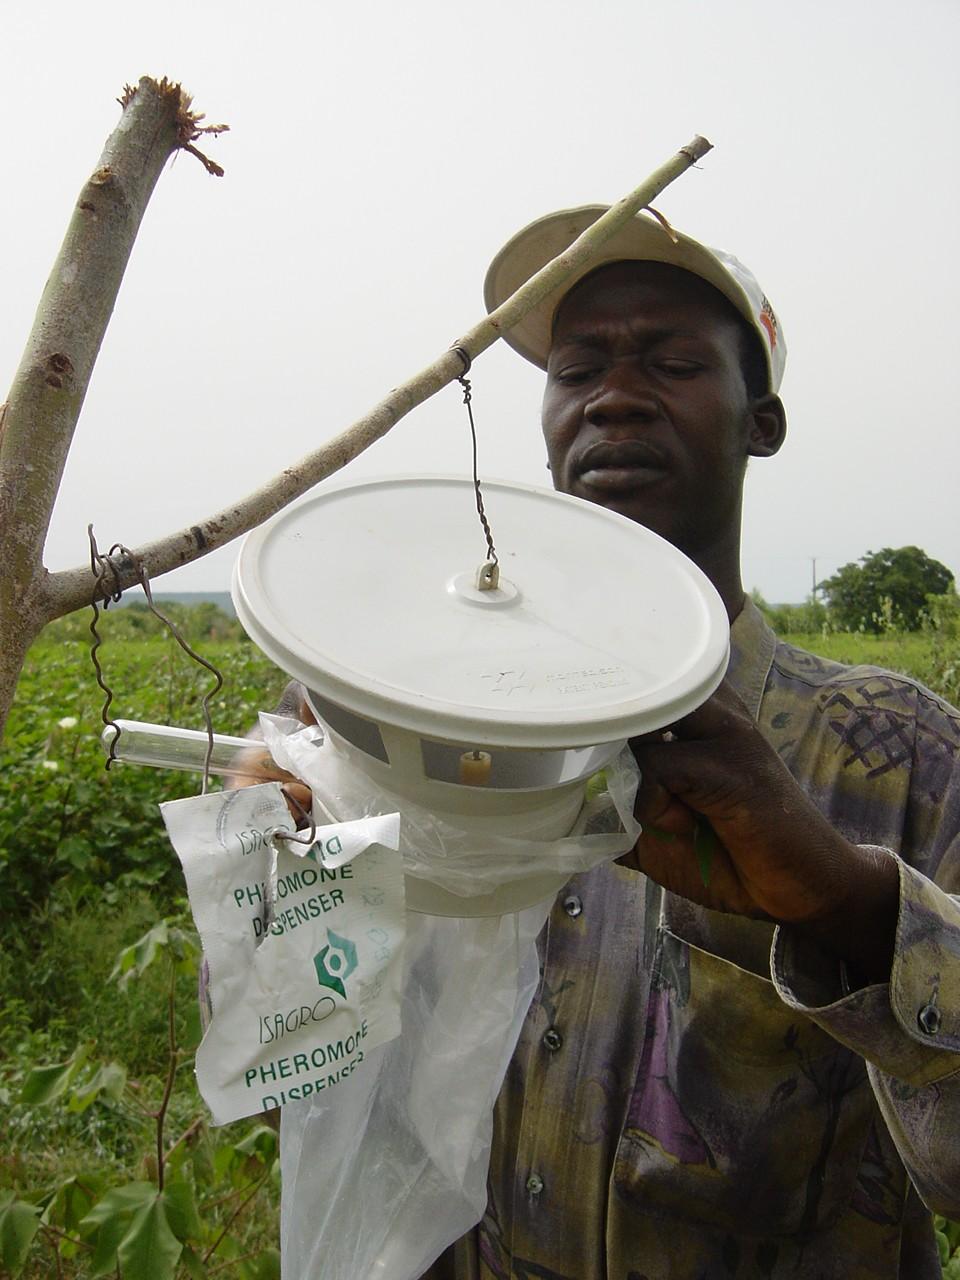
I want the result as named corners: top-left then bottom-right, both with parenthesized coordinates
top-left (543, 1026), bottom-right (563, 1052)
top-left (526, 1173), bottom-right (544, 1196)
top-left (563, 894), bottom-right (583, 918)
top-left (918, 1003), bottom-right (942, 1035)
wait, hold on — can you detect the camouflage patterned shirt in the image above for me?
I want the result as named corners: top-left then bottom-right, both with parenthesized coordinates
top-left (424, 599), bottom-right (960, 1279)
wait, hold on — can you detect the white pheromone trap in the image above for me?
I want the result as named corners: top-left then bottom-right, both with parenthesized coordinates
top-left (231, 475), bottom-right (729, 914)
top-left (111, 473), bottom-right (732, 1279)
top-left (231, 474), bottom-right (731, 1279)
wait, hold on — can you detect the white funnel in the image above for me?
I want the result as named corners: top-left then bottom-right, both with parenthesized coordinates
top-left (232, 476), bottom-right (729, 914)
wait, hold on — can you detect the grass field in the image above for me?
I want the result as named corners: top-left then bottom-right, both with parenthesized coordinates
top-left (782, 627), bottom-right (956, 679)
top-left (1, 609), bottom-right (959, 1277)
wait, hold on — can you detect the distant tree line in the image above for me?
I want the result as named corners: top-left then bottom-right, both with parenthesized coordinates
top-left (756, 546), bottom-right (958, 636)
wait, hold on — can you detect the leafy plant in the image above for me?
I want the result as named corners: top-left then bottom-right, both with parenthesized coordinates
top-left (3, 916), bottom-right (280, 1280)
top-left (0, 627), bottom-right (287, 919)
top-left (751, 589), bottom-right (829, 636)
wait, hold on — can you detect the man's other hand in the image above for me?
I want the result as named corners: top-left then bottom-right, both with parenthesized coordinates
top-left (621, 680), bottom-right (899, 981)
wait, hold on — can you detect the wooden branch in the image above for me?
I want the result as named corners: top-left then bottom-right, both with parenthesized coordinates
top-left (0, 76), bottom-right (226, 740)
top-left (42, 134), bottom-right (712, 618)
top-left (0, 80), bottom-right (225, 615)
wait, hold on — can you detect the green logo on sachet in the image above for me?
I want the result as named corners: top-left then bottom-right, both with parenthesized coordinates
top-left (313, 929), bottom-right (359, 998)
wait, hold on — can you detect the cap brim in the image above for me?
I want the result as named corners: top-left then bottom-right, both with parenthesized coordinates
top-left (483, 205), bottom-right (763, 373)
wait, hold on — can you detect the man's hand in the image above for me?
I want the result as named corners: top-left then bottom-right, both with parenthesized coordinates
top-left (621, 680), bottom-right (899, 983)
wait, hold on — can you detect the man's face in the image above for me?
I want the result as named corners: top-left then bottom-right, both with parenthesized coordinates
top-left (542, 261), bottom-right (761, 561)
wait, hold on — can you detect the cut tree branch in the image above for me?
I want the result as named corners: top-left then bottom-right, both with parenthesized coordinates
top-left (41, 134), bottom-right (712, 619)
top-left (0, 76), bottom-right (227, 739)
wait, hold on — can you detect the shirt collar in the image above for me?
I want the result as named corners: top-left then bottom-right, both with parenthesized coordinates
top-left (725, 596), bottom-right (777, 720)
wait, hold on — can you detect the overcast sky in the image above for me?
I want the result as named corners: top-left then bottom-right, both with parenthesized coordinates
top-left (3, 0), bottom-right (958, 605)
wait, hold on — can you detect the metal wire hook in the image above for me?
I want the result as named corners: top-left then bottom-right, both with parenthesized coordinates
top-left (273, 784), bottom-right (318, 849)
top-left (86, 527), bottom-right (225, 793)
top-left (450, 344), bottom-right (472, 376)
top-left (449, 344), bottom-right (498, 578)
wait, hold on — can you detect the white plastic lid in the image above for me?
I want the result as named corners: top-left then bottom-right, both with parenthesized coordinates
top-left (232, 476), bottom-right (730, 749)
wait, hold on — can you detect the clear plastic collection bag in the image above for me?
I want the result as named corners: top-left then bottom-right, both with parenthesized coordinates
top-left (280, 904), bottom-right (551, 1278)
top-left (175, 714), bottom-right (641, 1279)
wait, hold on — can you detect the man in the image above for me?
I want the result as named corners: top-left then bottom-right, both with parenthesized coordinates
top-left (421, 207), bottom-right (960, 1277)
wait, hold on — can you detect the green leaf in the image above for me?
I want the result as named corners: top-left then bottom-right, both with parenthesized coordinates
top-left (179, 1243), bottom-right (207, 1280)
top-left (56, 834), bottom-right (93, 869)
top-left (938, 1228), bottom-right (950, 1265)
top-left (117, 1196), bottom-right (182, 1280)
top-left (160, 1178), bottom-right (202, 1243)
top-left (213, 1141), bottom-right (239, 1183)
top-left (190, 1134), bottom-right (216, 1188)
top-left (80, 1181), bottom-right (158, 1274)
top-left (163, 1136), bottom-right (192, 1180)
top-left (166, 925), bottom-right (200, 968)
top-left (80, 1182), bottom-right (157, 1229)
top-left (20, 1060), bottom-right (75, 1106)
top-left (693, 817), bottom-right (719, 887)
top-left (68, 1060), bottom-right (128, 1113)
top-left (210, 1233), bottom-right (243, 1261)
top-left (110, 920), bottom-right (170, 989)
top-left (0, 1194), bottom-right (42, 1277)
top-left (233, 1124), bottom-right (278, 1167)
top-left (261, 1248), bottom-right (283, 1279)
top-left (43, 1174), bottom-right (104, 1236)
top-left (20, 1041), bottom-right (92, 1104)
top-left (240, 1248), bottom-right (282, 1280)
top-left (86, 1211), bottom-right (131, 1279)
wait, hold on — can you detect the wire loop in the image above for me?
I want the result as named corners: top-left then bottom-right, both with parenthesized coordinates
top-left (87, 526), bottom-right (225, 793)
top-left (450, 344), bottom-right (472, 376)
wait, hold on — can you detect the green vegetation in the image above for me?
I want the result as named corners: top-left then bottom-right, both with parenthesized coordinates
top-left (0, 607), bottom-right (287, 918)
top-left (938, 1217), bottom-right (960, 1278)
top-left (818, 546), bottom-right (955, 633)
top-left (752, 584), bottom-right (960, 710)
top-left (1, 600), bottom-right (959, 1277)
top-left (777, 626), bottom-right (960, 710)
top-left (1, 605), bottom-right (288, 1278)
